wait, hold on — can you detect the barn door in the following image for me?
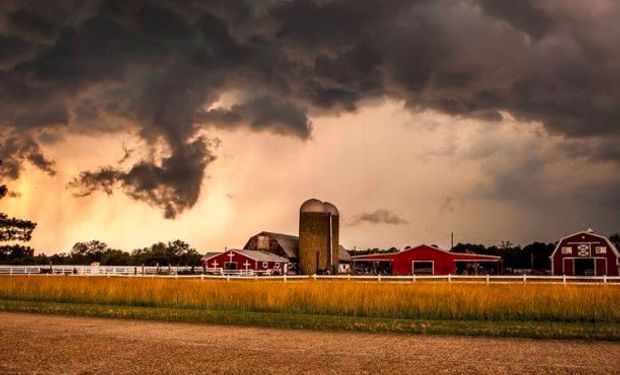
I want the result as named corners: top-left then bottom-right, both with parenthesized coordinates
top-left (574, 258), bottom-right (595, 276)
top-left (563, 258), bottom-right (573, 275)
top-left (595, 258), bottom-right (607, 276)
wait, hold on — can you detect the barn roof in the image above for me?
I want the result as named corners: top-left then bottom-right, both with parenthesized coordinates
top-left (350, 244), bottom-right (500, 262)
top-left (203, 249), bottom-right (289, 263)
top-left (251, 231), bottom-right (352, 262)
top-left (260, 231), bottom-right (299, 259)
top-left (338, 245), bottom-right (351, 262)
top-left (235, 249), bottom-right (290, 263)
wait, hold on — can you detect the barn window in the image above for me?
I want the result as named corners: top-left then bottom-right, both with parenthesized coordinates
top-left (561, 246), bottom-right (572, 254)
top-left (595, 246), bottom-right (607, 254)
top-left (224, 262), bottom-right (237, 270)
top-left (257, 236), bottom-right (270, 250)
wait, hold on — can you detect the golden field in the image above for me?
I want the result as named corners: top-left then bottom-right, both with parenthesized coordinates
top-left (1, 276), bottom-right (619, 323)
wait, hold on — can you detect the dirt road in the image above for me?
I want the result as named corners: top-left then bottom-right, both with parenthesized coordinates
top-left (0, 312), bottom-right (618, 374)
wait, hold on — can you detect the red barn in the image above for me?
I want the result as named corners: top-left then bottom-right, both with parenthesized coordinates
top-left (202, 249), bottom-right (289, 275)
top-left (351, 245), bottom-right (500, 275)
top-left (550, 229), bottom-right (620, 276)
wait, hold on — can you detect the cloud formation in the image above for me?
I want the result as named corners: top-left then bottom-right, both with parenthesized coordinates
top-left (0, 135), bottom-right (55, 179)
top-left (349, 209), bottom-right (409, 226)
top-left (1, 0), bottom-right (619, 217)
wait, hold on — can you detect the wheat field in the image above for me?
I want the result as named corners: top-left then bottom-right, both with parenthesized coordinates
top-left (0, 276), bottom-right (619, 322)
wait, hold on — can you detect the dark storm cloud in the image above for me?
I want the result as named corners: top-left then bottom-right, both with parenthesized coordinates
top-left (1, 0), bottom-right (620, 217)
top-left (478, 0), bottom-right (554, 40)
top-left (0, 135), bottom-right (55, 179)
top-left (348, 209), bottom-right (409, 226)
top-left (69, 136), bottom-right (215, 218)
top-left (197, 96), bottom-right (312, 139)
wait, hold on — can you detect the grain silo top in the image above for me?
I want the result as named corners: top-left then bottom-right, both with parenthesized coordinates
top-left (323, 202), bottom-right (339, 216)
top-left (300, 198), bottom-right (325, 213)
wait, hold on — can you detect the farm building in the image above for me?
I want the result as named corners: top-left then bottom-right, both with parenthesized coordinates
top-left (550, 228), bottom-right (620, 276)
top-left (243, 231), bottom-right (351, 273)
top-left (351, 245), bottom-right (501, 275)
top-left (202, 249), bottom-right (289, 274)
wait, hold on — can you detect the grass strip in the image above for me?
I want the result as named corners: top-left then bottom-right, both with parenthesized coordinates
top-left (0, 299), bottom-right (618, 341)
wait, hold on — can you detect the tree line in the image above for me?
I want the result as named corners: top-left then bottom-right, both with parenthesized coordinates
top-left (0, 240), bottom-right (202, 266)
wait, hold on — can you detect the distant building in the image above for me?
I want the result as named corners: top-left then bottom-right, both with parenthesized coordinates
top-left (549, 228), bottom-right (620, 276)
top-left (202, 249), bottom-right (289, 274)
top-left (244, 231), bottom-right (351, 273)
top-left (350, 244), bottom-right (500, 276)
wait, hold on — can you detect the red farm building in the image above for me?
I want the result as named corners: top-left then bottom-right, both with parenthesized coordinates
top-left (351, 244), bottom-right (501, 275)
top-left (550, 229), bottom-right (620, 276)
top-left (202, 249), bottom-right (289, 275)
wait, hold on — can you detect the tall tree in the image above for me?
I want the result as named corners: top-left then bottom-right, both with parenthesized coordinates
top-left (0, 160), bottom-right (37, 263)
top-left (0, 189), bottom-right (36, 242)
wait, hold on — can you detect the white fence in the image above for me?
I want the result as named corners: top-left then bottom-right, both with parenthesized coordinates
top-left (0, 265), bottom-right (275, 277)
top-left (1, 265), bottom-right (620, 284)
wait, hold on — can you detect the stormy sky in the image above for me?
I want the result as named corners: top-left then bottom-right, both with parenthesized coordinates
top-left (1, 0), bottom-right (619, 252)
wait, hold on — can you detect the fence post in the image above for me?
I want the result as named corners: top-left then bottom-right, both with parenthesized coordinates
top-left (200, 273), bottom-right (204, 281)
top-left (347, 274), bottom-right (351, 281)
top-left (312, 274), bottom-right (317, 281)
top-left (486, 274), bottom-right (490, 284)
top-left (523, 274), bottom-right (526, 283)
top-left (226, 275), bottom-right (230, 282)
top-left (412, 274), bottom-right (416, 283)
top-left (9, 267), bottom-right (12, 276)
top-left (603, 274), bottom-right (607, 284)
top-left (378, 274), bottom-right (381, 282)
top-left (448, 274), bottom-right (451, 283)
top-left (283, 274), bottom-right (287, 283)
top-left (562, 274), bottom-right (567, 286)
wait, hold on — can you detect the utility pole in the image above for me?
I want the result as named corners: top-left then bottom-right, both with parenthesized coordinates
top-left (450, 232), bottom-right (454, 250)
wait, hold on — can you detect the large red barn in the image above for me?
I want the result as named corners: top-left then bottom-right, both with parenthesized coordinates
top-left (351, 245), bottom-right (500, 275)
top-left (550, 229), bottom-right (620, 276)
top-left (202, 249), bottom-right (289, 275)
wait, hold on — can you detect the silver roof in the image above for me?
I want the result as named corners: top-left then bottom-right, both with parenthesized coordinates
top-left (204, 249), bottom-right (289, 263)
top-left (235, 249), bottom-right (290, 263)
top-left (247, 231), bottom-right (351, 262)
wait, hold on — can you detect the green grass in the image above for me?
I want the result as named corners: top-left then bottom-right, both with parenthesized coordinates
top-left (1, 299), bottom-right (619, 341)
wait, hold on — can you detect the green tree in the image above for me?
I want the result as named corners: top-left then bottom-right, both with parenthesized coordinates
top-left (0, 160), bottom-right (37, 263)
top-left (70, 240), bottom-right (110, 264)
top-left (130, 240), bottom-right (201, 266)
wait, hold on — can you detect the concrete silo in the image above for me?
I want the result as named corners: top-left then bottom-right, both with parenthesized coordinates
top-left (299, 199), bottom-right (339, 274)
top-left (323, 202), bottom-right (340, 272)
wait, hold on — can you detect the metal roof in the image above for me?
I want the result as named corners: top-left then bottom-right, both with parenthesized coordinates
top-left (350, 244), bottom-right (500, 262)
top-left (203, 249), bottom-right (289, 263)
top-left (249, 231), bottom-right (351, 262)
top-left (234, 249), bottom-right (290, 263)
top-left (257, 231), bottom-right (299, 259)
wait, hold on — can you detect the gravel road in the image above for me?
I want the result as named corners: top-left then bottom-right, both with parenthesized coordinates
top-left (0, 312), bottom-right (618, 374)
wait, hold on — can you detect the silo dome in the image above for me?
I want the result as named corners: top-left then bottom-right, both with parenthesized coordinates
top-left (300, 198), bottom-right (325, 213)
top-left (323, 202), bottom-right (339, 216)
